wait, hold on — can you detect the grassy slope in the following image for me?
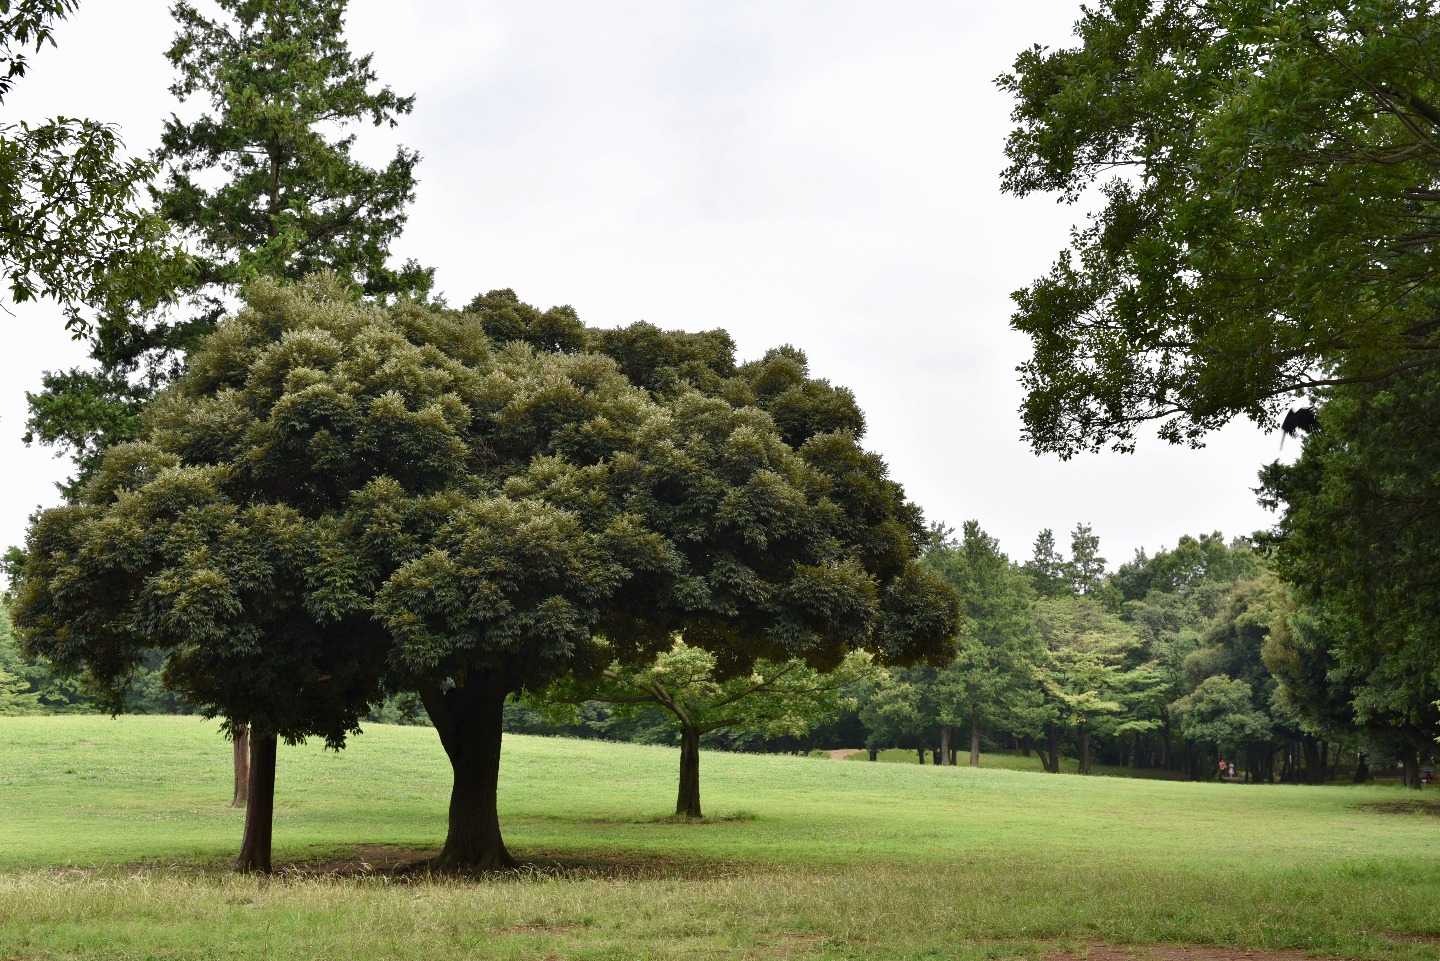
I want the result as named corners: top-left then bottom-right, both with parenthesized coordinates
top-left (1, 715), bottom-right (1437, 961)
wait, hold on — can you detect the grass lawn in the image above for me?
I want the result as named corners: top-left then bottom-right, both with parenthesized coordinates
top-left (2, 715), bottom-right (1438, 960)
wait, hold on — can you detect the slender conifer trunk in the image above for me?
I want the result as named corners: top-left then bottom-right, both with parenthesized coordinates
top-left (677, 724), bottom-right (703, 817)
top-left (969, 709), bottom-right (981, 767)
top-left (231, 723), bottom-right (250, 808)
top-left (1079, 724), bottom-right (1092, 775)
top-left (418, 668), bottom-right (518, 870)
top-left (235, 730), bottom-right (277, 873)
top-left (1046, 722), bottom-right (1061, 773)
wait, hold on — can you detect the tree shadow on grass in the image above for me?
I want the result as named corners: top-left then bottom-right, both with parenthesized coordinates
top-left (264, 843), bottom-right (758, 882)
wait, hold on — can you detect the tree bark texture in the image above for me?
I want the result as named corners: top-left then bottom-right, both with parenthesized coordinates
top-left (234, 730), bottom-right (277, 873)
top-left (1302, 735), bottom-right (1324, 784)
top-left (969, 710), bottom-right (981, 768)
top-left (231, 722), bottom-right (250, 808)
top-left (677, 724), bottom-right (703, 818)
top-left (939, 725), bottom-right (952, 766)
top-left (1045, 722), bottom-right (1061, 773)
top-left (419, 667), bottom-right (519, 870)
top-left (1402, 745), bottom-right (1421, 790)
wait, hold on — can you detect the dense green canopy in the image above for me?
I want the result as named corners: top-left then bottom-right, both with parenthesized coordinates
top-left (1258, 368), bottom-right (1440, 763)
top-left (1001, 0), bottom-right (1440, 455)
top-left (15, 276), bottom-right (959, 871)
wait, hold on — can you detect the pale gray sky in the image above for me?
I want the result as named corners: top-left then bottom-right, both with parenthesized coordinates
top-left (0, 0), bottom-right (1289, 582)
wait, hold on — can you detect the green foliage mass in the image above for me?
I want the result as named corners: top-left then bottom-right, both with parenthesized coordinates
top-left (1259, 366), bottom-right (1440, 757)
top-left (1001, 0), bottom-right (1440, 455)
top-left (0, 1), bottom-right (186, 333)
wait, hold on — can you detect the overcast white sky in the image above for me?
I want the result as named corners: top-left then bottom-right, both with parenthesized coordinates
top-left (0, 0), bottom-right (1291, 583)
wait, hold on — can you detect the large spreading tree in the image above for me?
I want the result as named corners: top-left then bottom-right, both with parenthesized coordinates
top-left (14, 277), bottom-right (960, 873)
top-left (375, 290), bottom-right (961, 869)
top-left (1000, 0), bottom-right (1440, 456)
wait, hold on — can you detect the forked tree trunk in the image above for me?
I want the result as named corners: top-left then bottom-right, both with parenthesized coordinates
top-left (969, 709), bottom-right (981, 767)
top-left (418, 667), bottom-right (519, 871)
top-left (235, 730), bottom-right (277, 873)
top-left (231, 723), bottom-right (250, 808)
top-left (677, 724), bottom-right (703, 818)
top-left (939, 725), bottom-right (952, 766)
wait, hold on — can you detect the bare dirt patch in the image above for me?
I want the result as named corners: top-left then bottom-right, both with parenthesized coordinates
top-left (1045, 945), bottom-right (1325, 961)
top-left (491, 924), bottom-right (579, 935)
top-left (1358, 799), bottom-right (1440, 816)
top-left (760, 932), bottom-right (828, 956)
top-left (826, 749), bottom-right (861, 760)
top-left (274, 844), bottom-right (430, 878)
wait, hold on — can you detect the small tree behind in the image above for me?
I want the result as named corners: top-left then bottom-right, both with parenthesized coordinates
top-left (548, 642), bottom-right (873, 817)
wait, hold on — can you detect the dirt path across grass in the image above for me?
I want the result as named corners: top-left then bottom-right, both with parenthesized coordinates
top-left (825, 749), bottom-right (861, 760)
top-left (1046, 945), bottom-right (1345, 961)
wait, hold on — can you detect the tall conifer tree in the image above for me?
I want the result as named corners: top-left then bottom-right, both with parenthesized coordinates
top-left (26, 0), bottom-right (432, 480)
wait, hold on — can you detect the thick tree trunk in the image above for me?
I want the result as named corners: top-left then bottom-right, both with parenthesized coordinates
top-left (1353, 751), bottom-right (1369, 784)
top-left (1020, 735), bottom-right (1031, 758)
top-left (234, 730), bottom-right (277, 873)
top-left (418, 668), bottom-right (519, 871)
top-left (231, 723), bottom-right (250, 808)
top-left (1046, 722), bottom-right (1061, 773)
top-left (1399, 725), bottom-right (1430, 791)
top-left (868, 747), bottom-right (878, 761)
top-left (939, 725), bottom-right (952, 766)
top-left (916, 745), bottom-right (925, 764)
top-left (1302, 735), bottom-right (1323, 784)
top-left (1401, 745), bottom-right (1421, 790)
top-left (969, 709), bottom-right (981, 768)
top-left (1078, 725), bottom-right (1092, 775)
top-left (677, 724), bottom-right (703, 817)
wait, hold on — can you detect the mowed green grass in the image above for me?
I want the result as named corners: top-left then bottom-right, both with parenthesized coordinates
top-left (1, 715), bottom-right (1438, 961)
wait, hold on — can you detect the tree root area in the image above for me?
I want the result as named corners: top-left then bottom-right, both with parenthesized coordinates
top-left (226, 845), bottom-right (753, 881)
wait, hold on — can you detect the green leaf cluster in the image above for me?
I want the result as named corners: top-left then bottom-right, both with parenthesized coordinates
top-left (1002, 0), bottom-right (1440, 455)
